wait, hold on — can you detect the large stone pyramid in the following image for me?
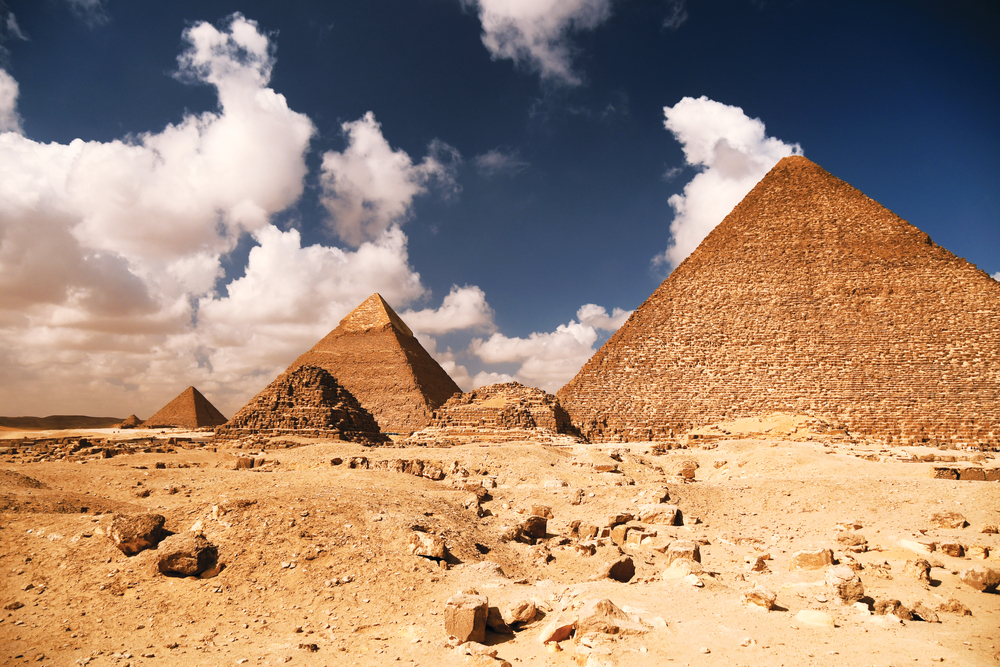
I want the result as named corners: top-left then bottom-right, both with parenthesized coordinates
top-left (287, 293), bottom-right (460, 434)
top-left (558, 156), bottom-right (1000, 447)
top-left (142, 386), bottom-right (228, 429)
top-left (214, 365), bottom-right (387, 444)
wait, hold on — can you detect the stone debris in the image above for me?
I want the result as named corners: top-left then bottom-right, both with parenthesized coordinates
top-left (911, 602), bottom-right (940, 623)
top-left (557, 155), bottom-right (1000, 448)
top-left (408, 531), bottom-right (446, 560)
top-left (789, 548), bottom-right (833, 571)
top-left (958, 566), bottom-right (1000, 592)
top-left (874, 599), bottom-right (913, 621)
top-left (593, 556), bottom-right (635, 583)
top-left (503, 600), bottom-right (537, 626)
top-left (742, 584), bottom-right (777, 610)
top-left (575, 599), bottom-right (649, 636)
top-left (156, 532), bottom-right (219, 577)
top-left (938, 541), bottom-right (964, 557)
top-left (902, 559), bottom-right (931, 582)
top-left (826, 565), bottom-right (865, 603)
top-left (664, 540), bottom-right (701, 565)
top-left (109, 513), bottom-right (166, 556)
top-left (899, 538), bottom-right (936, 555)
top-left (794, 610), bottom-right (835, 628)
top-left (444, 592), bottom-right (489, 644)
top-left (405, 382), bottom-right (584, 446)
top-left (215, 365), bottom-right (388, 445)
top-left (836, 532), bottom-right (867, 552)
top-left (929, 511), bottom-right (967, 529)
top-left (937, 598), bottom-right (972, 615)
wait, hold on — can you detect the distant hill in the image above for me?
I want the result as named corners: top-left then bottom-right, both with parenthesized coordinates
top-left (0, 415), bottom-right (123, 430)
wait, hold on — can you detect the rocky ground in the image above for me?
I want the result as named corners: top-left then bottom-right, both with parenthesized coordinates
top-left (1, 431), bottom-right (998, 666)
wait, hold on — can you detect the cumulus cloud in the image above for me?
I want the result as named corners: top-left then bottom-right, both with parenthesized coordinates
top-left (320, 113), bottom-right (459, 246)
top-left (993, 272), bottom-right (1000, 282)
top-left (656, 96), bottom-right (801, 269)
top-left (474, 148), bottom-right (529, 176)
top-left (0, 69), bottom-right (22, 133)
top-left (472, 370), bottom-right (515, 388)
top-left (402, 285), bottom-right (495, 336)
top-left (469, 303), bottom-right (633, 393)
top-left (462, 0), bottom-right (613, 85)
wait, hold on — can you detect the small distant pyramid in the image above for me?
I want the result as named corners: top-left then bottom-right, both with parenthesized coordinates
top-left (287, 293), bottom-right (461, 434)
top-left (116, 414), bottom-right (142, 429)
top-left (406, 382), bottom-right (584, 446)
top-left (215, 365), bottom-right (387, 444)
top-left (558, 155), bottom-right (1000, 446)
top-left (142, 386), bottom-right (228, 429)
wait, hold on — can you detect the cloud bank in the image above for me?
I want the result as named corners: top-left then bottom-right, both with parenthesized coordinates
top-left (463, 0), bottom-right (613, 85)
top-left (657, 96), bottom-right (801, 269)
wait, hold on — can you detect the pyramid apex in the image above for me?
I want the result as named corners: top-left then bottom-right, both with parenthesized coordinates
top-left (336, 293), bottom-right (414, 337)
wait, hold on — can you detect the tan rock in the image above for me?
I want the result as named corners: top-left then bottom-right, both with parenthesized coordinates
top-left (636, 504), bottom-right (680, 525)
top-left (520, 515), bottom-right (547, 541)
top-left (966, 545), bottom-right (989, 559)
top-left (576, 599), bottom-right (649, 636)
top-left (902, 559), bottom-right (931, 582)
top-left (899, 538), bottom-right (936, 555)
top-left (794, 610), bottom-right (834, 628)
top-left (930, 511), bottom-right (967, 529)
top-left (743, 584), bottom-right (777, 610)
top-left (958, 566), bottom-right (1000, 592)
top-left (444, 593), bottom-right (489, 644)
top-left (156, 532), bottom-right (219, 577)
top-left (939, 542), bottom-right (964, 557)
top-left (826, 565), bottom-right (864, 603)
top-left (874, 599), bottom-right (912, 620)
top-left (530, 505), bottom-right (553, 519)
top-left (937, 598), bottom-right (972, 615)
top-left (789, 548), bottom-right (833, 571)
top-left (408, 532), bottom-right (446, 560)
top-left (485, 606), bottom-right (512, 634)
top-left (503, 600), bottom-right (536, 626)
top-left (109, 513), bottom-right (165, 556)
top-left (911, 601), bottom-right (940, 623)
top-left (665, 540), bottom-right (701, 565)
top-left (592, 556), bottom-right (635, 583)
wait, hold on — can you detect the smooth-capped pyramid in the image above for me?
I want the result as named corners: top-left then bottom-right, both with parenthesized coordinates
top-left (286, 293), bottom-right (461, 434)
top-left (558, 155), bottom-right (1000, 447)
top-left (142, 386), bottom-right (227, 429)
top-left (214, 365), bottom-right (387, 444)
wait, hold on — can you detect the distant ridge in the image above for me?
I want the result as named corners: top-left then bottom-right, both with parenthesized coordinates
top-left (0, 415), bottom-right (123, 430)
top-left (143, 386), bottom-right (228, 429)
top-left (287, 293), bottom-right (461, 434)
top-left (559, 155), bottom-right (1000, 447)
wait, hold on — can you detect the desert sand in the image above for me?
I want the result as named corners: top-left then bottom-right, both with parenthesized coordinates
top-left (1, 430), bottom-right (997, 666)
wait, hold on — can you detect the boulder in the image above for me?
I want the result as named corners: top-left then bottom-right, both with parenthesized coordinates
top-left (156, 532), bottom-right (218, 576)
top-left (899, 538), bottom-right (936, 555)
top-left (836, 532), bottom-right (867, 552)
top-left (503, 599), bottom-right (537, 626)
top-left (109, 513), bottom-right (166, 556)
top-left (592, 556), bottom-right (635, 583)
top-left (444, 593), bottom-right (489, 644)
top-left (743, 584), bottom-right (777, 610)
top-left (910, 601), bottom-right (940, 623)
top-left (485, 606), bottom-right (513, 634)
top-left (789, 548), bottom-right (833, 571)
top-left (874, 599), bottom-right (912, 620)
top-left (530, 505), bottom-right (553, 519)
top-left (826, 565), bottom-right (864, 603)
top-left (958, 566), bottom-right (1000, 592)
top-left (902, 559), bottom-right (931, 582)
top-left (939, 542), bottom-right (964, 557)
top-left (636, 504), bottom-right (680, 525)
top-left (930, 511), bottom-right (966, 529)
top-left (576, 599), bottom-right (648, 636)
top-left (665, 540), bottom-right (701, 565)
top-left (937, 598), bottom-right (971, 615)
top-left (408, 531), bottom-right (446, 560)
top-left (521, 515), bottom-right (547, 540)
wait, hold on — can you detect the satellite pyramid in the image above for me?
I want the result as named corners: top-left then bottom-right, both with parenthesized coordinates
top-left (214, 365), bottom-right (387, 444)
top-left (142, 386), bottom-right (227, 429)
top-left (558, 156), bottom-right (1000, 447)
top-left (287, 293), bottom-right (461, 434)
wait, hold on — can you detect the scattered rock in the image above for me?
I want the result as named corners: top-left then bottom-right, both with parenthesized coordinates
top-left (910, 601), bottom-right (940, 623)
top-left (576, 598), bottom-right (649, 636)
top-left (939, 541), bottom-right (964, 557)
top-left (874, 599), bottom-right (912, 620)
top-left (485, 606), bottom-right (513, 634)
top-left (408, 531), bottom-right (446, 560)
top-left (593, 556), bottom-right (635, 583)
top-left (937, 598), bottom-right (972, 616)
top-left (503, 600), bottom-right (537, 626)
top-left (109, 513), bottom-right (166, 556)
top-left (930, 511), bottom-right (967, 529)
top-left (899, 538), bottom-right (936, 555)
top-left (742, 584), bottom-right (777, 610)
top-left (444, 592), bottom-right (489, 644)
top-left (520, 515), bottom-right (547, 541)
top-left (789, 548), bottom-right (833, 571)
top-left (794, 609), bottom-right (834, 628)
top-left (958, 566), bottom-right (1000, 592)
top-left (636, 504), bottom-right (680, 525)
top-left (826, 565), bottom-right (864, 603)
top-left (530, 505), bottom-right (553, 519)
top-left (156, 532), bottom-right (219, 577)
top-left (836, 532), bottom-right (867, 552)
top-left (664, 540), bottom-right (701, 565)
top-left (902, 559), bottom-right (931, 582)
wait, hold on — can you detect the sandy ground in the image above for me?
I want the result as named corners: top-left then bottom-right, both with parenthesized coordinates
top-left (1, 434), bottom-right (998, 666)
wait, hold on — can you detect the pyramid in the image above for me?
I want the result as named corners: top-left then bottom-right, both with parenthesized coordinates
top-left (287, 293), bottom-right (461, 434)
top-left (558, 156), bottom-right (1000, 447)
top-left (116, 414), bottom-right (142, 429)
top-left (142, 386), bottom-right (227, 429)
top-left (214, 365), bottom-right (387, 444)
top-left (405, 382), bottom-right (584, 446)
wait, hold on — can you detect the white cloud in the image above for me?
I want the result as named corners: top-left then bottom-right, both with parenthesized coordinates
top-left (474, 148), bottom-right (528, 176)
top-left (65, 0), bottom-right (109, 27)
top-left (469, 302), bottom-right (632, 393)
top-left (662, 0), bottom-right (689, 30)
top-left (993, 272), bottom-right (1000, 282)
top-left (0, 69), bottom-right (22, 133)
top-left (656, 96), bottom-right (801, 269)
top-left (463, 0), bottom-right (613, 85)
top-left (5, 11), bottom-right (28, 41)
top-left (472, 371), bottom-right (515, 388)
top-left (402, 285), bottom-right (495, 336)
top-left (320, 112), bottom-right (459, 246)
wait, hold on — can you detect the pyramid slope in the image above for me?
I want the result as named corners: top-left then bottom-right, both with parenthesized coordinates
top-left (215, 365), bottom-right (387, 444)
top-left (287, 294), bottom-right (461, 434)
top-left (143, 386), bottom-right (227, 429)
top-left (559, 156), bottom-right (1000, 446)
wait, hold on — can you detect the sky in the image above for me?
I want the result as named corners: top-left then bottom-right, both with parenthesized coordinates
top-left (0, 0), bottom-right (997, 418)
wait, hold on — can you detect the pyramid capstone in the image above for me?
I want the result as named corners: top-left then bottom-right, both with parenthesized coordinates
top-left (558, 156), bottom-right (1000, 447)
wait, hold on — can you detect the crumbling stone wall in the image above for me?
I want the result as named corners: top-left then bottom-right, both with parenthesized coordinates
top-left (215, 365), bottom-right (387, 445)
top-left (559, 156), bottom-right (1000, 447)
top-left (405, 382), bottom-right (583, 445)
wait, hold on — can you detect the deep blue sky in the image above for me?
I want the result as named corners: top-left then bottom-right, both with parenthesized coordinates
top-left (1, 0), bottom-right (998, 415)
